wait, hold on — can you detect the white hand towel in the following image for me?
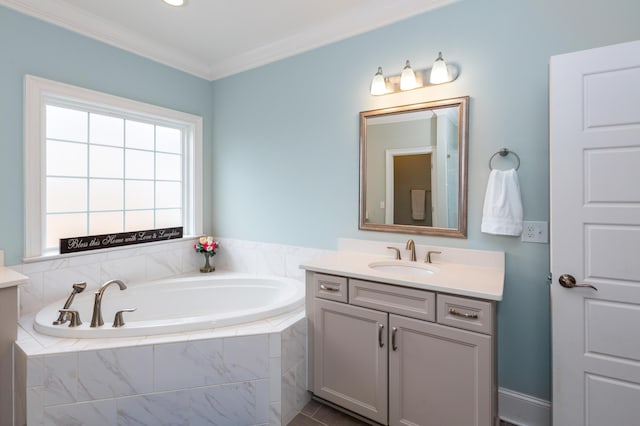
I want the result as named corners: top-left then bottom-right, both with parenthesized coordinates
top-left (410, 189), bottom-right (426, 220)
top-left (481, 169), bottom-right (523, 236)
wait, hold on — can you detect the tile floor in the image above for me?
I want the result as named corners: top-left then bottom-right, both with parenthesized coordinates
top-left (287, 399), bottom-right (372, 425)
top-left (288, 398), bottom-right (518, 426)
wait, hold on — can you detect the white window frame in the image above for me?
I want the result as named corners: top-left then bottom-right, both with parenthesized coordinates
top-left (24, 75), bottom-right (203, 259)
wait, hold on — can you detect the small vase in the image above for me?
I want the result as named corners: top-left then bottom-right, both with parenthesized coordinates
top-left (200, 252), bottom-right (215, 273)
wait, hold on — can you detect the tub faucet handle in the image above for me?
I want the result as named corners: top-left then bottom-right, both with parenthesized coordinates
top-left (113, 308), bottom-right (136, 328)
top-left (58, 309), bottom-right (82, 327)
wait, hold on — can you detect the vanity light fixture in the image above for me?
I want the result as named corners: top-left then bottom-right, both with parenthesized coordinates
top-left (370, 51), bottom-right (459, 95)
top-left (429, 52), bottom-right (450, 84)
top-left (370, 67), bottom-right (388, 95)
top-left (162, 0), bottom-right (186, 6)
top-left (400, 60), bottom-right (419, 91)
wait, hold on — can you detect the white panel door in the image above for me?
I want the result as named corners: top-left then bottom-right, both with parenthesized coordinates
top-left (550, 39), bottom-right (640, 425)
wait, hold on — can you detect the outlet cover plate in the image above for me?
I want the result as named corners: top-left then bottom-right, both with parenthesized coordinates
top-left (522, 221), bottom-right (548, 243)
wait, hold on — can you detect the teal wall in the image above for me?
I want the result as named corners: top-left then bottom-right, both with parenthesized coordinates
top-left (0, 5), bottom-right (214, 267)
top-left (211, 0), bottom-right (640, 400)
top-left (2, 0), bottom-right (640, 402)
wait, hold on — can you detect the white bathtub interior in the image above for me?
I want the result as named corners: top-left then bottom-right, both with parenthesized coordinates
top-left (33, 272), bottom-right (305, 338)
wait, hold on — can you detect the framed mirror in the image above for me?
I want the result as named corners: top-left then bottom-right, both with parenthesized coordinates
top-left (359, 96), bottom-right (469, 237)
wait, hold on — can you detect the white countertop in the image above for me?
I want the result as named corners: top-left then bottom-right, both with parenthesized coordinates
top-left (0, 266), bottom-right (28, 289)
top-left (0, 250), bottom-right (28, 288)
top-left (300, 250), bottom-right (504, 301)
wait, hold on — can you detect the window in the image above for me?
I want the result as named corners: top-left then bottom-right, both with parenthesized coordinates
top-left (24, 75), bottom-right (203, 258)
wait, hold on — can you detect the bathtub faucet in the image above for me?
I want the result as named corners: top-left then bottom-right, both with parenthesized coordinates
top-left (53, 282), bottom-right (87, 325)
top-left (91, 279), bottom-right (127, 327)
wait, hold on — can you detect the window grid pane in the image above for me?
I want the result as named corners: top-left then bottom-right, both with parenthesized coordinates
top-left (46, 105), bottom-right (88, 143)
top-left (46, 213), bottom-right (87, 248)
top-left (89, 113), bottom-right (124, 147)
top-left (46, 140), bottom-right (87, 177)
top-left (44, 103), bottom-right (184, 249)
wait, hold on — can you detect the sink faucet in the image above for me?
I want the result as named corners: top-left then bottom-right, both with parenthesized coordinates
top-left (405, 239), bottom-right (416, 261)
top-left (387, 246), bottom-right (401, 260)
top-left (91, 279), bottom-right (127, 327)
top-left (425, 250), bottom-right (442, 264)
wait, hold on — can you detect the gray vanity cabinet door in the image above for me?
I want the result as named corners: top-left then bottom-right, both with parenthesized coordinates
top-left (388, 314), bottom-right (493, 426)
top-left (313, 298), bottom-right (388, 424)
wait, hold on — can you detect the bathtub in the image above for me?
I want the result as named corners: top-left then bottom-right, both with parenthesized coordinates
top-left (33, 272), bottom-right (305, 338)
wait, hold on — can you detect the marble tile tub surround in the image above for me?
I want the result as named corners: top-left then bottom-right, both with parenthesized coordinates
top-left (11, 237), bottom-right (326, 425)
top-left (11, 237), bottom-right (331, 318)
top-left (15, 311), bottom-right (309, 426)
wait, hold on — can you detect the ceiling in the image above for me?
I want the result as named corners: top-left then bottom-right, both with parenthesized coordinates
top-left (1, 0), bottom-right (456, 81)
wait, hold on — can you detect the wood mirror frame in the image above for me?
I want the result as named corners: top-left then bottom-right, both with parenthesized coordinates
top-left (359, 96), bottom-right (469, 238)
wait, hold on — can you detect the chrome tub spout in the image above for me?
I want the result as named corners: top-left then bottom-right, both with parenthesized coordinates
top-left (91, 279), bottom-right (127, 327)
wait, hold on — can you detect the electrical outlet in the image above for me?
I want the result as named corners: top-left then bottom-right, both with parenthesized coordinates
top-left (521, 221), bottom-right (548, 243)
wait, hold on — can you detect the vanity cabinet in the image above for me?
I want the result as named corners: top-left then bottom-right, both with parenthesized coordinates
top-left (388, 314), bottom-right (492, 426)
top-left (313, 298), bottom-right (388, 424)
top-left (307, 272), bottom-right (496, 426)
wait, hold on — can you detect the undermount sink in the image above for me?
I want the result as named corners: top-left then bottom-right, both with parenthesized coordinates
top-left (368, 260), bottom-right (438, 277)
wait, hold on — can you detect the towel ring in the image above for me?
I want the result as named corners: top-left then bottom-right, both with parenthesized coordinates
top-left (489, 148), bottom-right (520, 171)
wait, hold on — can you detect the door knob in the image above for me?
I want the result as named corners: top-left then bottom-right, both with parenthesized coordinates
top-left (558, 274), bottom-right (598, 291)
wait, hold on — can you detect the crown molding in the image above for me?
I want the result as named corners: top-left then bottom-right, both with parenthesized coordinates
top-left (0, 0), bottom-right (212, 79)
top-left (209, 0), bottom-right (457, 80)
top-left (1, 0), bottom-right (458, 81)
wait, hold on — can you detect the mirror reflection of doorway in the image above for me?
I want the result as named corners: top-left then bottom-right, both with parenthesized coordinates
top-left (384, 146), bottom-right (437, 226)
top-left (394, 154), bottom-right (432, 226)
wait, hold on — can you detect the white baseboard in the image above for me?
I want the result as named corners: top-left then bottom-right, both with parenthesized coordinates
top-left (499, 387), bottom-right (551, 426)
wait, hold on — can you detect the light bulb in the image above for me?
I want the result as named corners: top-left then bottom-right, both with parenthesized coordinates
top-left (400, 60), bottom-right (418, 91)
top-left (370, 67), bottom-right (387, 95)
top-left (163, 0), bottom-right (185, 6)
top-left (430, 52), bottom-right (451, 84)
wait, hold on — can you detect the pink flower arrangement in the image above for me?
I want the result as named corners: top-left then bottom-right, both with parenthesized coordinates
top-left (194, 236), bottom-right (219, 254)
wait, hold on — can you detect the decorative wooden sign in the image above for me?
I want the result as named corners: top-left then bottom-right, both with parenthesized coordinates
top-left (60, 227), bottom-right (183, 254)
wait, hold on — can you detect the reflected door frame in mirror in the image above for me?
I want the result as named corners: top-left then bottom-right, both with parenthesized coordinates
top-left (359, 96), bottom-right (469, 238)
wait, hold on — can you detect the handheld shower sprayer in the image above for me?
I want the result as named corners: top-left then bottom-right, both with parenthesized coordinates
top-left (52, 282), bottom-right (87, 325)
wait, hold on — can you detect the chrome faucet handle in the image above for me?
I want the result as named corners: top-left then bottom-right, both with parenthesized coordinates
top-left (113, 308), bottom-right (136, 328)
top-left (58, 309), bottom-right (82, 327)
top-left (386, 246), bottom-right (401, 260)
top-left (425, 250), bottom-right (442, 264)
top-left (53, 310), bottom-right (69, 326)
